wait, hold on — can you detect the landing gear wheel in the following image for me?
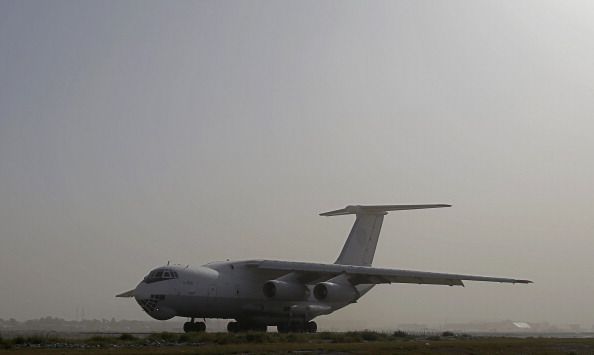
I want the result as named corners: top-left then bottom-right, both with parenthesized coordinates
top-left (278, 322), bottom-right (313, 333)
top-left (183, 321), bottom-right (206, 333)
top-left (183, 322), bottom-right (192, 333)
top-left (196, 322), bottom-right (206, 332)
top-left (277, 323), bottom-right (289, 333)
top-left (227, 321), bottom-right (240, 333)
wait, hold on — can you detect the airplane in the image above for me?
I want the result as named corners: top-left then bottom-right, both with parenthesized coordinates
top-left (117, 204), bottom-right (531, 333)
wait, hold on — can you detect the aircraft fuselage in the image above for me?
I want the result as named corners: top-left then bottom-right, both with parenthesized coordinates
top-left (133, 260), bottom-right (368, 327)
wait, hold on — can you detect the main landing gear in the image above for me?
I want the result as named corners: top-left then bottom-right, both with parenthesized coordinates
top-left (277, 321), bottom-right (317, 333)
top-left (227, 321), bottom-right (267, 332)
top-left (184, 319), bottom-right (317, 333)
top-left (183, 318), bottom-right (206, 333)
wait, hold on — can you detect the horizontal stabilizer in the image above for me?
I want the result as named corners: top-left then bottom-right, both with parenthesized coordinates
top-left (116, 289), bottom-right (135, 298)
top-left (320, 204), bottom-right (451, 216)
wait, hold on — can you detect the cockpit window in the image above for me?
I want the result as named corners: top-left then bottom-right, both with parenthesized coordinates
top-left (144, 268), bottom-right (179, 283)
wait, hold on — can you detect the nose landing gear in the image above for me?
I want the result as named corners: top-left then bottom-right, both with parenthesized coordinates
top-left (183, 318), bottom-right (206, 333)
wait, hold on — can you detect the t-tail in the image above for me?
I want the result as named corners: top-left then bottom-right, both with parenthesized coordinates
top-left (320, 204), bottom-right (451, 266)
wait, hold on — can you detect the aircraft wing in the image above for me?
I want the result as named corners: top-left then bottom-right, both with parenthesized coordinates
top-left (251, 260), bottom-right (532, 286)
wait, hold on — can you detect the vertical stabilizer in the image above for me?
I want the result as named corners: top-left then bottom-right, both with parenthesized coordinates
top-left (335, 213), bottom-right (384, 266)
top-left (320, 204), bottom-right (451, 266)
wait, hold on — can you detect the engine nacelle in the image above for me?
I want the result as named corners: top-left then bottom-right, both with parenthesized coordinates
top-left (313, 282), bottom-right (358, 303)
top-left (262, 280), bottom-right (308, 300)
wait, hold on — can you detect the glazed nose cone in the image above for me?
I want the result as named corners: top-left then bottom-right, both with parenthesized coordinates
top-left (133, 281), bottom-right (176, 320)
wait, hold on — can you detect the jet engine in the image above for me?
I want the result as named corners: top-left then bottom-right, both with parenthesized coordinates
top-left (262, 280), bottom-right (308, 300)
top-left (313, 282), bottom-right (358, 303)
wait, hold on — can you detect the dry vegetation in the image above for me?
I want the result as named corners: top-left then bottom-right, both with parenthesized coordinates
top-left (1, 331), bottom-right (594, 354)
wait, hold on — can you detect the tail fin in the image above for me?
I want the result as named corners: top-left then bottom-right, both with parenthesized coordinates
top-left (321, 204), bottom-right (451, 266)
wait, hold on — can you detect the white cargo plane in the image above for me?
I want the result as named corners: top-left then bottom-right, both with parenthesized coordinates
top-left (117, 204), bottom-right (531, 333)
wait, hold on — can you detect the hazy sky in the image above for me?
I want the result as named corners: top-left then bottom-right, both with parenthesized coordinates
top-left (1, 0), bottom-right (594, 329)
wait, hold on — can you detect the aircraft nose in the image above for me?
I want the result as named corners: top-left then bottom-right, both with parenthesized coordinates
top-left (134, 282), bottom-right (156, 312)
top-left (133, 282), bottom-right (150, 302)
top-left (133, 281), bottom-right (176, 320)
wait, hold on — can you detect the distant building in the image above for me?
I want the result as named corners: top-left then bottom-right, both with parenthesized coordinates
top-left (512, 322), bottom-right (531, 329)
